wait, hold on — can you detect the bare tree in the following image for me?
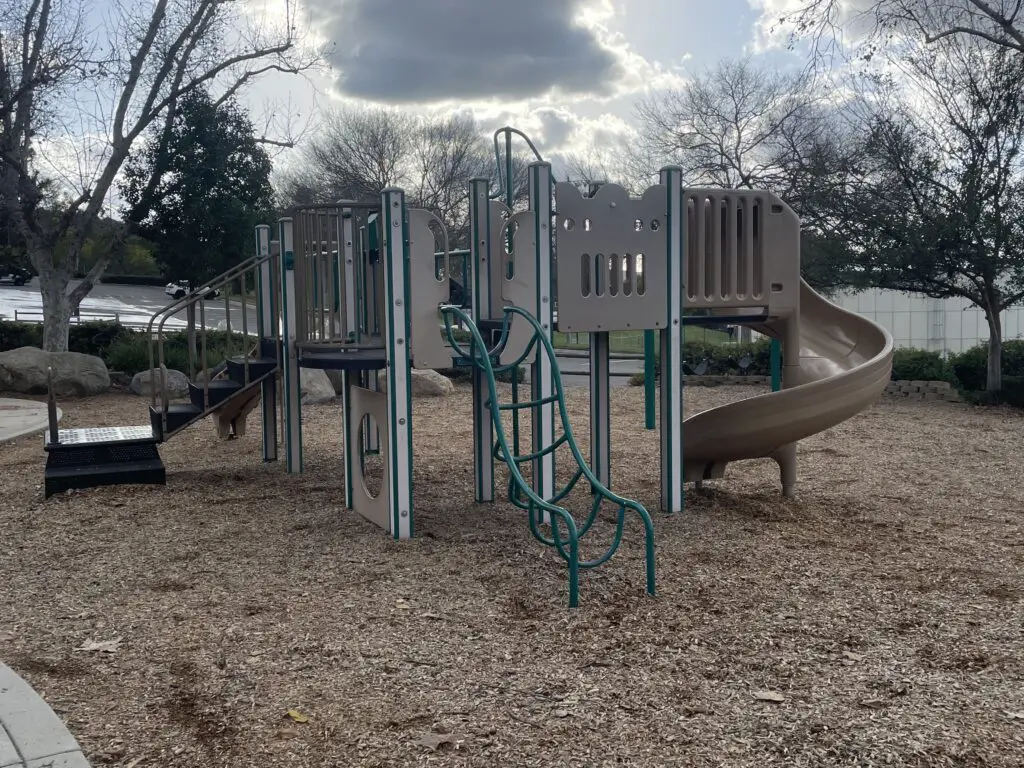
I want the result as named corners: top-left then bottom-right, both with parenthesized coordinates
top-left (0, 0), bottom-right (320, 351)
top-left (634, 58), bottom-right (825, 193)
top-left (558, 151), bottom-right (612, 192)
top-left (409, 114), bottom-right (491, 245)
top-left (775, 0), bottom-right (1024, 65)
top-left (278, 109), bottom-right (538, 249)
top-left (632, 57), bottom-right (855, 292)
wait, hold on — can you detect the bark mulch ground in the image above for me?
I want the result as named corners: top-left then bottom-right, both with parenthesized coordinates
top-left (1, 384), bottom-right (1021, 767)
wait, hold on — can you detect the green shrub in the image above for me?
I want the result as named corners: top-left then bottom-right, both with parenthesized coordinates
top-left (102, 328), bottom-right (254, 375)
top-left (948, 340), bottom-right (1024, 391)
top-left (0, 321), bottom-right (43, 351)
top-left (891, 348), bottom-right (951, 382)
top-left (998, 375), bottom-right (1024, 408)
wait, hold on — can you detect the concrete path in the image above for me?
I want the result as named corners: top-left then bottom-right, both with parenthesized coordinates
top-left (0, 662), bottom-right (90, 767)
top-left (0, 399), bottom-right (61, 444)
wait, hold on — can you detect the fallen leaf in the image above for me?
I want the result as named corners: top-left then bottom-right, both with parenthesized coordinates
top-left (842, 651), bottom-right (865, 662)
top-left (1004, 710), bottom-right (1024, 720)
top-left (75, 636), bottom-right (123, 653)
top-left (413, 732), bottom-right (458, 751)
top-left (552, 709), bottom-right (570, 718)
top-left (752, 691), bottom-right (785, 703)
top-left (286, 709), bottom-right (310, 723)
top-left (276, 728), bottom-right (299, 739)
top-left (395, 599), bottom-right (411, 610)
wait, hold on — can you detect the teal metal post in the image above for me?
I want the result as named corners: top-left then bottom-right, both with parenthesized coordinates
top-left (468, 177), bottom-right (495, 503)
top-left (528, 161), bottom-right (556, 506)
top-left (278, 216), bottom-right (303, 473)
top-left (381, 187), bottom-right (414, 539)
top-left (254, 224), bottom-right (277, 462)
top-left (643, 329), bottom-right (656, 429)
top-left (770, 338), bottom-right (781, 392)
top-left (659, 166), bottom-right (685, 513)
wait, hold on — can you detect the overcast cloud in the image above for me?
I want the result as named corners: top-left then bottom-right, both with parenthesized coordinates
top-left (306, 0), bottom-right (624, 103)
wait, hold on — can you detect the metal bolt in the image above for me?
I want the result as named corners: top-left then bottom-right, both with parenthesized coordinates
top-left (397, 338), bottom-right (404, 345)
top-left (399, 417), bottom-right (406, 425)
top-left (396, 299), bottom-right (403, 306)
top-left (400, 510), bottom-right (409, 517)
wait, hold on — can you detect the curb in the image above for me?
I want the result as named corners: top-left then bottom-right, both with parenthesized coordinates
top-left (0, 399), bottom-right (62, 444)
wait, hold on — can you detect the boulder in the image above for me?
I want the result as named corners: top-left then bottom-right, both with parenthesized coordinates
top-left (301, 368), bottom-right (336, 403)
top-left (0, 347), bottom-right (110, 397)
top-left (325, 369), bottom-right (345, 395)
top-left (130, 368), bottom-right (190, 399)
top-left (379, 368), bottom-right (455, 398)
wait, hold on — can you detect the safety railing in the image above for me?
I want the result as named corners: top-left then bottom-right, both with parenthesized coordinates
top-left (290, 202), bottom-right (383, 349)
top-left (146, 251), bottom-right (280, 436)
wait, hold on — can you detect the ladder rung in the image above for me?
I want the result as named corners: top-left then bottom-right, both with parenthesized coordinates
top-left (497, 393), bottom-right (560, 412)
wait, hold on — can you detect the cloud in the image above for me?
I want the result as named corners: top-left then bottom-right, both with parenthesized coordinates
top-left (306, 0), bottom-right (625, 103)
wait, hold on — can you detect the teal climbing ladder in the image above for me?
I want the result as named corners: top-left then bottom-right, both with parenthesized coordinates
top-left (441, 304), bottom-right (656, 607)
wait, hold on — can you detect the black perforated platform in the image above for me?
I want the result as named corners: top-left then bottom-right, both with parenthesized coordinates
top-left (44, 426), bottom-right (165, 497)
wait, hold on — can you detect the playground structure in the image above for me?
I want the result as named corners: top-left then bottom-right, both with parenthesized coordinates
top-left (40, 127), bottom-right (894, 607)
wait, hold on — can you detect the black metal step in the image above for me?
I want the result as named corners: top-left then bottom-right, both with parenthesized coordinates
top-left (189, 379), bottom-right (242, 410)
top-left (43, 426), bottom-right (165, 498)
top-left (260, 336), bottom-right (281, 360)
top-left (225, 356), bottom-right (278, 384)
top-left (149, 402), bottom-right (203, 440)
top-left (298, 347), bottom-right (387, 371)
top-left (45, 457), bottom-right (166, 498)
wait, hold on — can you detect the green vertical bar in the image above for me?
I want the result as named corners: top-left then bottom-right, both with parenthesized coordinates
top-left (770, 338), bottom-right (781, 392)
top-left (644, 329), bottom-right (656, 429)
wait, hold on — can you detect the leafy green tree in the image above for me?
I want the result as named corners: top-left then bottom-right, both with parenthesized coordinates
top-left (120, 89), bottom-right (276, 287)
top-left (818, 39), bottom-right (1024, 391)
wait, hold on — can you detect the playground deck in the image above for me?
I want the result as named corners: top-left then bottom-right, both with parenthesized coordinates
top-left (1, 386), bottom-right (1021, 767)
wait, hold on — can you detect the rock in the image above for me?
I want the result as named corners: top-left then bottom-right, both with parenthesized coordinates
top-left (0, 346), bottom-right (110, 396)
top-left (379, 368), bottom-right (455, 397)
top-left (301, 368), bottom-right (336, 403)
top-left (325, 370), bottom-right (345, 395)
top-left (130, 368), bottom-right (190, 398)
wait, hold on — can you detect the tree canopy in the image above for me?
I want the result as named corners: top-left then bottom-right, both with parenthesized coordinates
top-left (120, 89), bottom-right (276, 286)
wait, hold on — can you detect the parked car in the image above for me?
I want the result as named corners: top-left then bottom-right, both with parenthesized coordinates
top-left (0, 265), bottom-right (32, 286)
top-left (165, 280), bottom-right (222, 301)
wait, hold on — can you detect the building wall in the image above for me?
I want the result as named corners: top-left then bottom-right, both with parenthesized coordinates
top-left (831, 289), bottom-right (1024, 354)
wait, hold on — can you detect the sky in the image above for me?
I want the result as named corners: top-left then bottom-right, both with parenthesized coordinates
top-left (257, 0), bottom-right (810, 178)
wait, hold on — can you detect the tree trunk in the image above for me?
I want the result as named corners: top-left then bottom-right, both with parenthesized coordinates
top-left (985, 309), bottom-right (1003, 392)
top-left (38, 267), bottom-right (74, 352)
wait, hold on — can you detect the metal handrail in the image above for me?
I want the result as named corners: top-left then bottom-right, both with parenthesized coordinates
top-left (146, 253), bottom-right (278, 436)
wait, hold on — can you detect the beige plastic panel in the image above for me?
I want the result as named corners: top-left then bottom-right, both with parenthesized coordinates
top-left (682, 188), bottom-right (799, 317)
top-left (348, 385), bottom-right (391, 532)
top-left (554, 182), bottom-right (669, 332)
top-left (488, 200), bottom-right (513, 312)
top-left (498, 210), bottom-right (538, 363)
top-left (407, 208), bottom-right (452, 370)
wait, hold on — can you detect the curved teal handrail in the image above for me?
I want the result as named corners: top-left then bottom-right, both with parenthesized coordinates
top-left (440, 304), bottom-right (656, 607)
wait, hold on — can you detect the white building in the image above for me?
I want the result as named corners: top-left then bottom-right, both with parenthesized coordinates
top-left (832, 289), bottom-right (1024, 355)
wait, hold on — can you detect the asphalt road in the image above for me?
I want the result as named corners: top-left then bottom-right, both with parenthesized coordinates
top-left (0, 278), bottom-right (259, 331)
top-left (1, 279), bottom-right (644, 388)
